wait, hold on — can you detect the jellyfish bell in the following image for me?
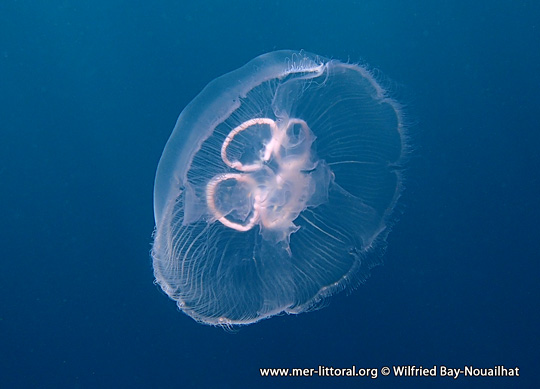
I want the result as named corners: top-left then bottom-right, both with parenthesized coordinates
top-left (152, 50), bottom-right (406, 326)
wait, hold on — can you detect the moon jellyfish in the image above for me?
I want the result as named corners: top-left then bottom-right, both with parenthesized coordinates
top-left (152, 50), bottom-right (406, 326)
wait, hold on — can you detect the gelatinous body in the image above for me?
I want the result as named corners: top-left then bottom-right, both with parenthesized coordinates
top-left (152, 50), bottom-right (406, 326)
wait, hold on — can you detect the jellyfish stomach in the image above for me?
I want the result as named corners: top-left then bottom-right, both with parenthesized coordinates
top-left (206, 117), bottom-right (328, 243)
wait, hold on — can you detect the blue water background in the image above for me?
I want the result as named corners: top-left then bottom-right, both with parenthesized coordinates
top-left (1, 1), bottom-right (539, 387)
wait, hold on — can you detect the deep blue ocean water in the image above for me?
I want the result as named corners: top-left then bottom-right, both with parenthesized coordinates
top-left (1, 1), bottom-right (539, 388)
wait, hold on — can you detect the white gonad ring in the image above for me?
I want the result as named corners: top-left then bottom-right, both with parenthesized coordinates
top-left (220, 118), bottom-right (279, 172)
top-left (206, 173), bottom-right (259, 232)
top-left (206, 117), bottom-right (314, 233)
